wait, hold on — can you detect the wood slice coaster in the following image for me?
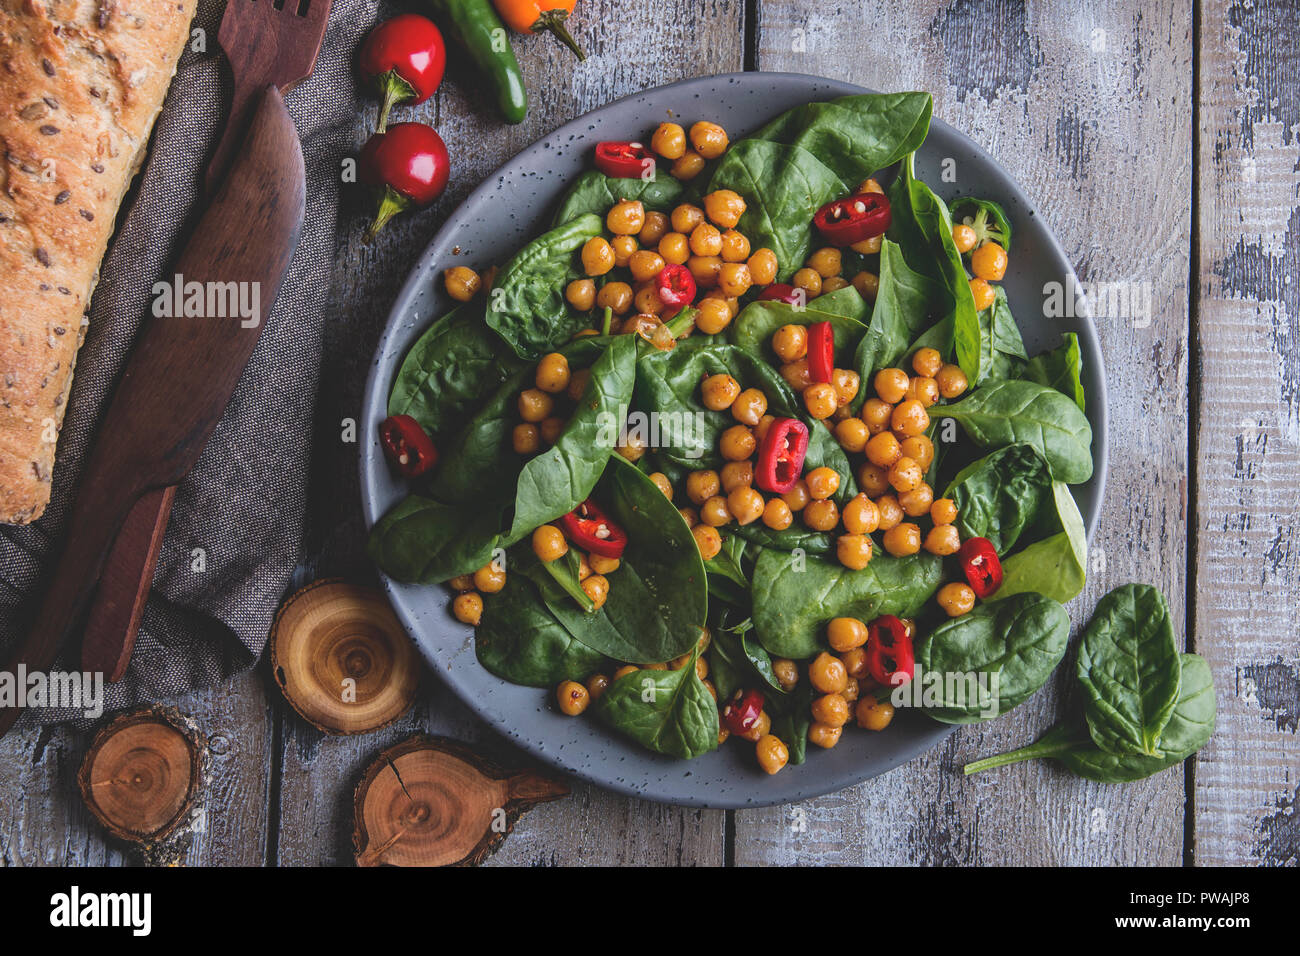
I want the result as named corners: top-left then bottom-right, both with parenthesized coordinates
top-left (77, 707), bottom-right (202, 846)
top-left (270, 579), bottom-right (420, 734)
top-left (353, 735), bottom-right (570, 866)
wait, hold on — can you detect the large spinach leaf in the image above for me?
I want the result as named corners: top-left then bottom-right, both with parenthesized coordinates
top-left (593, 645), bottom-right (719, 759)
top-left (1023, 332), bottom-right (1086, 412)
top-left (485, 213), bottom-right (603, 359)
top-left (932, 379), bottom-right (1094, 484)
top-left (751, 548), bottom-right (943, 659)
top-left (1076, 583), bottom-right (1182, 756)
top-left (474, 572), bottom-right (608, 687)
top-left (853, 238), bottom-right (950, 398)
top-left (916, 592), bottom-right (1070, 723)
top-left (989, 481), bottom-right (1088, 605)
top-left (551, 170), bottom-right (684, 226)
top-left (943, 443), bottom-right (1054, 555)
top-left (367, 495), bottom-right (511, 584)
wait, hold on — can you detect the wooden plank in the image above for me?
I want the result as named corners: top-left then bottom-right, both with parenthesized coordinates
top-left (739, 0), bottom-right (1193, 865)
top-left (1193, 0), bottom-right (1300, 868)
top-left (275, 0), bottom-right (745, 866)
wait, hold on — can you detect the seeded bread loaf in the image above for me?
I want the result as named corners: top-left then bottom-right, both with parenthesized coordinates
top-left (0, 0), bottom-right (196, 524)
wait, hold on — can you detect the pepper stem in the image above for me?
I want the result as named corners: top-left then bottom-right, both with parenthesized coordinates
top-left (375, 70), bottom-right (416, 134)
top-left (536, 12), bottom-right (586, 61)
top-left (364, 185), bottom-right (411, 244)
top-left (664, 306), bottom-right (697, 339)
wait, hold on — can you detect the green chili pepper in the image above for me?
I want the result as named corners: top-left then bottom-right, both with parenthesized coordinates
top-left (427, 0), bottom-right (529, 125)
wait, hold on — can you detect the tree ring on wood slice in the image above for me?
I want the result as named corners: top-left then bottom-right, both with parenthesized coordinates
top-left (353, 735), bottom-right (570, 866)
top-left (77, 706), bottom-right (202, 846)
top-left (270, 578), bottom-right (420, 734)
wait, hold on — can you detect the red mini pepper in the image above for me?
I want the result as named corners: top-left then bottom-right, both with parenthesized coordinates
top-left (559, 499), bottom-right (628, 559)
top-left (358, 14), bottom-right (446, 133)
top-left (757, 283), bottom-right (803, 306)
top-left (866, 615), bottom-right (915, 687)
top-left (379, 414), bottom-right (438, 478)
top-left (721, 688), bottom-right (765, 736)
top-left (807, 321), bottom-right (833, 383)
top-left (358, 122), bottom-right (451, 243)
top-left (755, 417), bottom-right (810, 494)
top-left (594, 141), bottom-right (654, 180)
top-left (959, 537), bottom-right (1003, 598)
top-left (813, 192), bottom-right (891, 247)
top-left (656, 263), bottom-right (697, 308)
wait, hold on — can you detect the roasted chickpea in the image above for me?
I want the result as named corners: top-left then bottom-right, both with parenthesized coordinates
top-left (874, 367), bottom-right (910, 404)
top-left (566, 278), bottom-right (596, 311)
top-left (841, 494), bottom-right (880, 534)
top-left (581, 573), bottom-right (610, 609)
top-left (856, 698), bottom-right (895, 731)
top-left (726, 389), bottom-right (765, 427)
top-left (686, 469), bottom-right (721, 505)
top-left (858, 177), bottom-right (885, 194)
top-left (699, 495), bottom-right (733, 527)
top-left (658, 231), bottom-right (690, 265)
top-left (585, 673), bottom-right (611, 701)
top-left (596, 281), bottom-right (633, 314)
top-left (719, 424), bottom-right (756, 461)
top-left (780, 478), bottom-right (811, 512)
top-left (811, 693), bottom-right (850, 728)
top-left (771, 324), bottom-right (808, 362)
top-left (805, 466), bottom-right (840, 500)
top-left (613, 664), bottom-right (639, 681)
top-left (888, 456), bottom-right (923, 493)
top-left (906, 376), bottom-right (940, 408)
top-left (687, 254), bottom-right (722, 289)
top-left (689, 222), bottom-right (723, 257)
top-left (518, 388), bottom-right (553, 422)
top-left (566, 368), bottom-right (591, 402)
top-left (671, 203), bottom-right (705, 234)
top-left (449, 574), bottom-right (474, 592)
top-left (728, 486), bottom-right (764, 525)
top-left (913, 346), bottom-right (944, 378)
top-left (792, 266), bottom-right (822, 297)
top-left (857, 462), bottom-right (890, 497)
top-left (841, 677), bottom-right (861, 704)
top-left (704, 189), bottom-right (746, 229)
top-left (969, 277), bottom-right (996, 311)
top-left (651, 121), bottom-right (686, 159)
top-left (671, 150), bottom-right (707, 180)
top-left (840, 647), bottom-right (870, 680)
top-left (611, 234), bottom-right (638, 267)
top-left (807, 246), bottom-right (842, 279)
top-left (444, 266), bottom-right (481, 301)
top-left (453, 592), bottom-right (483, 625)
top-left (474, 561), bottom-right (506, 594)
top-left (931, 497), bottom-right (958, 525)
top-left (875, 494), bottom-right (904, 531)
top-left (804, 382), bottom-right (838, 420)
top-left (838, 533), bottom-right (874, 570)
top-left (695, 295), bottom-right (733, 335)
top-left (891, 399), bottom-right (930, 438)
top-left (850, 233), bottom-right (883, 255)
top-left (772, 658), bottom-right (799, 691)
top-left (780, 358), bottom-right (812, 392)
top-left (755, 734), bottom-right (789, 774)
top-left (576, 553), bottom-right (593, 580)
top-left (535, 352), bottom-right (571, 394)
top-left (530, 525), bottom-right (566, 563)
top-left (754, 414), bottom-right (775, 443)
top-left (748, 247), bottom-right (779, 285)
top-left (835, 417), bottom-right (870, 453)
top-left (936, 363), bottom-right (969, 398)
top-left (810, 652), bottom-right (848, 694)
top-left (971, 241), bottom-right (1008, 281)
top-left (589, 553), bottom-right (620, 575)
top-left (719, 229), bottom-right (750, 263)
top-left (899, 435), bottom-right (934, 470)
top-left (582, 236), bottom-right (615, 276)
top-left (701, 373), bottom-right (741, 411)
top-left (898, 482), bottom-right (934, 517)
top-left (556, 680), bottom-right (590, 715)
top-left (689, 120), bottom-right (729, 159)
top-left (937, 581), bottom-right (976, 617)
top-left (924, 523), bottom-right (962, 556)
top-left (808, 722), bottom-right (843, 749)
top-left (735, 708), bottom-right (771, 742)
top-left (852, 270), bottom-right (879, 300)
top-left (822, 276), bottom-right (850, 293)
top-left (629, 249), bottom-right (667, 282)
top-left (640, 210), bottom-right (669, 245)
top-left (952, 223), bottom-right (978, 253)
top-left (803, 498), bottom-right (839, 531)
top-left (762, 497), bottom-right (793, 530)
top-left (720, 460), bottom-right (754, 492)
top-left (882, 522), bottom-right (922, 557)
top-left (717, 261), bottom-right (753, 297)
top-left (512, 422), bottom-right (540, 454)
top-left (861, 398), bottom-right (893, 436)
top-left (865, 431), bottom-right (902, 468)
top-left (827, 617), bottom-right (868, 653)
top-left (679, 506), bottom-right (699, 528)
top-left (616, 432), bottom-right (646, 462)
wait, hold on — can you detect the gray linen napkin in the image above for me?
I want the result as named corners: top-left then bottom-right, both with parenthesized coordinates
top-left (0, 0), bottom-right (373, 724)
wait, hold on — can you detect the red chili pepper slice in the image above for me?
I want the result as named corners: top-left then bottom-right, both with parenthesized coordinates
top-left (559, 499), bottom-right (628, 559)
top-left (594, 141), bottom-right (655, 179)
top-left (866, 615), bottom-right (915, 687)
top-left (959, 536), bottom-right (1003, 598)
top-left (379, 414), bottom-right (438, 478)
top-left (807, 321), bottom-right (834, 383)
top-left (757, 283), bottom-right (802, 305)
top-left (721, 688), bottom-right (766, 736)
top-left (755, 417), bottom-right (810, 494)
top-left (656, 263), bottom-right (697, 308)
top-left (813, 192), bottom-right (891, 247)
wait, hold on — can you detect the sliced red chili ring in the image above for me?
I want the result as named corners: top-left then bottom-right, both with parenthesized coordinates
top-left (594, 141), bottom-right (655, 179)
top-left (721, 688), bottom-right (765, 735)
top-left (755, 417), bottom-right (810, 494)
top-left (959, 536), bottom-right (1003, 598)
top-left (656, 263), bottom-right (697, 307)
top-left (559, 498), bottom-right (628, 559)
top-left (807, 320), bottom-right (834, 383)
top-left (757, 283), bottom-right (802, 305)
top-left (813, 192), bottom-right (891, 247)
top-left (866, 614), bottom-right (915, 687)
top-left (379, 414), bottom-right (438, 478)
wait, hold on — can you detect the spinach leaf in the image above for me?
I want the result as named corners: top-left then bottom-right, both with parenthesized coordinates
top-left (1023, 332), bottom-right (1086, 412)
top-left (943, 443), bottom-right (1054, 555)
top-left (950, 197), bottom-right (1013, 251)
top-left (730, 285), bottom-right (870, 361)
top-left (916, 592), bottom-right (1070, 723)
top-left (751, 548), bottom-right (943, 659)
top-left (551, 170), bottom-right (684, 226)
top-left (485, 213), bottom-right (604, 359)
top-left (367, 494), bottom-right (511, 584)
top-left (989, 481), bottom-right (1088, 605)
top-left (767, 680), bottom-right (814, 765)
top-left (388, 300), bottom-right (524, 434)
top-left (706, 533), bottom-right (751, 602)
top-left (988, 285), bottom-right (1028, 361)
top-left (931, 379), bottom-right (1094, 484)
top-left (710, 624), bottom-right (783, 699)
top-left (1076, 583), bottom-right (1183, 756)
top-left (594, 644), bottom-right (719, 759)
top-left (475, 572), bottom-right (608, 687)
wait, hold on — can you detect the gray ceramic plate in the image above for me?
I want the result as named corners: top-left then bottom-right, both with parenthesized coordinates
top-left (360, 73), bottom-right (1108, 809)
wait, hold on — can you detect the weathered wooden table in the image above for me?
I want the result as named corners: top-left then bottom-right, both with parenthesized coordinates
top-left (2, 0), bottom-right (1295, 867)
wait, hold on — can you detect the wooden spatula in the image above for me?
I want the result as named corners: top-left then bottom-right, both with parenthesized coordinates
top-left (81, 0), bottom-right (332, 682)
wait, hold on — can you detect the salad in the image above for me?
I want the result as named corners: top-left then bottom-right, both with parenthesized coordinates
top-left (369, 92), bottom-right (1099, 776)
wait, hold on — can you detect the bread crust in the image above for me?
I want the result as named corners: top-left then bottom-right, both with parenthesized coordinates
top-left (0, 0), bottom-right (196, 524)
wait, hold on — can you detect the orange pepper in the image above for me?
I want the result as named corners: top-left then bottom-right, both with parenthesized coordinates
top-left (492, 0), bottom-right (585, 61)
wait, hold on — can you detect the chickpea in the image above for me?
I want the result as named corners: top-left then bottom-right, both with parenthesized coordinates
top-left (699, 495), bottom-right (733, 527)
top-left (512, 422), bottom-right (540, 454)
top-left (838, 533), bottom-right (874, 570)
top-left (841, 677), bottom-right (861, 704)
top-left (518, 388), bottom-right (553, 422)
top-left (804, 382), bottom-right (838, 420)
top-left (808, 723), bottom-right (843, 749)
top-left (689, 121), bottom-right (729, 159)
top-left (576, 553), bottom-right (593, 580)
top-left (704, 189), bottom-right (746, 229)
top-left (755, 734), bottom-right (789, 774)
top-left (969, 277), bottom-right (996, 311)
top-left (658, 231), bottom-right (690, 265)
top-left (875, 494), bottom-right (904, 531)
top-left (613, 664), bottom-right (639, 681)
top-left (805, 466), bottom-right (841, 500)
top-left (728, 486), bottom-right (764, 525)
top-left (719, 229), bottom-right (750, 263)
top-left (566, 278), bottom-right (596, 311)
top-left (754, 414), bottom-right (775, 443)
top-left (771, 324), bottom-right (808, 362)
top-left (671, 203), bottom-right (705, 234)
top-left (671, 150), bottom-right (706, 181)
top-left (689, 222), bottom-right (723, 258)
top-left (616, 433), bottom-right (646, 462)
top-left (936, 363), bottom-right (969, 398)
top-left (792, 266), bottom-right (822, 297)
top-left (780, 358), bottom-right (812, 392)
top-left (720, 460), bottom-right (754, 492)
top-left (629, 249), bottom-right (666, 282)
top-left (899, 482), bottom-right (934, 518)
top-left (596, 281), bottom-right (634, 315)
top-left (640, 210), bottom-right (669, 245)
top-left (971, 242), bottom-right (1008, 281)
top-left (842, 494), bottom-right (880, 535)
top-left (651, 122), bottom-right (686, 159)
top-left (585, 673), bottom-right (611, 701)
top-left (719, 424), bottom-right (756, 461)
top-left (888, 456), bottom-right (923, 493)
top-left (452, 592), bottom-right (483, 625)
top-left (937, 582), bottom-right (977, 617)
top-left (581, 573), bottom-right (610, 609)
top-left (899, 435), bottom-right (934, 470)
top-left (857, 462), bottom-right (890, 497)
top-left (727, 389), bottom-right (766, 427)
top-left (952, 223), bottom-right (978, 253)
top-left (611, 234), bottom-right (638, 267)
top-left (772, 658), bottom-right (799, 691)
top-left (556, 680), bottom-right (590, 715)
top-left (874, 367), bottom-right (910, 404)
top-left (762, 497), bottom-right (793, 530)
top-left (738, 709), bottom-right (771, 742)
top-left (810, 652), bottom-right (848, 694)
top-left (882, 522), bottom-right (922, 557)
top-left (679, 506), bottom-right (699, 528)
top-left (566, 368), bottom-right (591, 402)
top-left (865, 431), bottom-right (902, 468)
top-left (717, 262), bottom-right (753, 297)
top-left (686, 469), bottom-right (721, 505)
top-left (582, 236), bottom-right (615, 276)
top-left (822, 276), bottom-right (850, 293)
top-left (444, 265), bottom-right (481, 301)
top-left (748, 248), bottom-right (779, 286)
top-left (811, 693), bottom-right (850, 728)
top-left (841, 647), bottom-right (870, 680)
top-left (858, 177), bottom-right (885, 194)
top-left (781, 478), bottom-right (811, 512)
top-left (474, 561), bottom-right (506, 594)
top-left (860, 398), bottom-right (892, 437)
top-left (535, 352), bottom-right (570, 394)
top-left (913, 346), bottom-right (944, 378)
top-left (532, 524), bottom-right (568, 563)
top-left (695, 295), bottom-right (733, 335)
top-left (687, 254), bottom-right (723, 289)
top-left (589, 554), bottom-right (621, 576)
top-left (850, 233), bottom-right (883, 255)
top-left (856, 698), bottom-right (895, 731)
top-left (827, 370), bottom-right (859, 409)
top-left (852, 270), bottom-right (879, 300)
top-left (449, 574), bottom-right (474, 592)
top-left (701, 373), bottom-right (741, 411)
top-left (931, 498), bottom-right (959, 525)
top-left (827, 616), bottom-right (868, 653)
top-left (835, 417), bottom-right (869, 453)
top-left (924, 523), bottom-right (962, 556)
top-left (906, 376), bottom-right (940, 408)
top-left (891, 399), bottom-right (930, 438)
top-left (803, 498), bottom-right (839, 531)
